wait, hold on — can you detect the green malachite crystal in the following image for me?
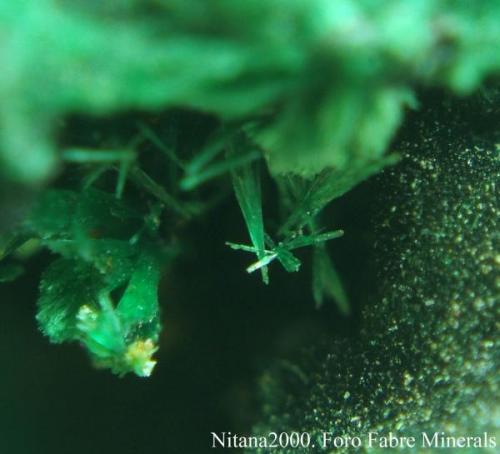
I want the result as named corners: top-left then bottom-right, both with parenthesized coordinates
top-left (31, 188), bottom-right (164, 376)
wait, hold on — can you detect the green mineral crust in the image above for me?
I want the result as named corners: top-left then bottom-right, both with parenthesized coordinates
top-left (250, 94), bottom-right (499, 452)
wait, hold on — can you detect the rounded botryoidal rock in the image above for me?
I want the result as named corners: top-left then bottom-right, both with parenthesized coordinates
top-left (250, 92), bottom-right (499, 453)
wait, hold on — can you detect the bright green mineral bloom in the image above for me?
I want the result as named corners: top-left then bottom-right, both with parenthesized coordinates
top-left (0, 0), bottom-right (500, 182)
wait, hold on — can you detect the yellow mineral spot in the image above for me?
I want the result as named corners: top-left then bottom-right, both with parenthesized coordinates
top-left (76, 305), bottom-right (98, 323)
top-left (125, 339), bottom-right (158, 377)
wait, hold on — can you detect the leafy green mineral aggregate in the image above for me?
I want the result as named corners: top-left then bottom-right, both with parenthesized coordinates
top-left (28, 188), bottom-right (166, 376)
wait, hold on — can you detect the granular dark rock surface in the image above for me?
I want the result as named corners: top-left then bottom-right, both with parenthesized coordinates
top-left (251, 94), bottom-right (499, 453)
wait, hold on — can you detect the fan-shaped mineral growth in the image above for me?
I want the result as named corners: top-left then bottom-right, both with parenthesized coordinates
top-left (250, 94), bottom-right (499, 453)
